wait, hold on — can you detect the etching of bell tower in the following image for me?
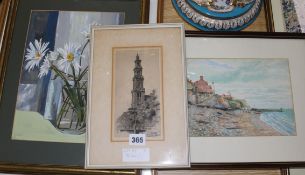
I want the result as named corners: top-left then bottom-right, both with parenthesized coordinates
top-left (131, 54), bottom-right (145, 108)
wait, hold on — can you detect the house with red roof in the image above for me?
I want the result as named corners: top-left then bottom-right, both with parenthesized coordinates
top-left (194, 75), bottom-right (214, 96)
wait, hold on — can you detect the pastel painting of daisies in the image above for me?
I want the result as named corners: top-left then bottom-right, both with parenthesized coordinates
top-left (12, 11), bottom-right (124, 143)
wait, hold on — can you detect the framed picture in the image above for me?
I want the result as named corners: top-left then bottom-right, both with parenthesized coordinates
top-left (86, 24), bottom-right (189, 169)
top-left (157, 0), bottom-right (274, 32)
top-left (184, 32), bottom-right (305, 165)
top-left (155, 169), bottom-right (286, 175)
top-left (271, 0), bottom-right (305, 33)
top-left (0, 0), bottom-right (148, 173)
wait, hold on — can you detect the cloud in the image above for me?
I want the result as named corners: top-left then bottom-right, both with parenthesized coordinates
top-left (187, 59), bottom-right (294, 109)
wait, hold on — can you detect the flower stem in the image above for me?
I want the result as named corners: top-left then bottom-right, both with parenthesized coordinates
top-left (79, 40), bottom-right (90, 68)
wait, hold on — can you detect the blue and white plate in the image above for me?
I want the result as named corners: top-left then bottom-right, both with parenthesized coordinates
top-left (172, 0), bottom-right (263, 31)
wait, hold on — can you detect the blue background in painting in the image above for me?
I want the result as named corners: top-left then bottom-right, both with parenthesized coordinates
top-left (20, 11), bottom-right (58, 116)
top-left (39, 12), bottom-right (58, 115)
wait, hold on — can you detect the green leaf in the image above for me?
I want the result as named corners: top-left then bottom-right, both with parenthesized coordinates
top-left (78, 66), bottom-right (88, 81)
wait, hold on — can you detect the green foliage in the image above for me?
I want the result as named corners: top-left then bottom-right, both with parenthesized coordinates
top-left (53, 63), bottom-right (88, 132)
top-left (228, 100), bottom-right (241, 109)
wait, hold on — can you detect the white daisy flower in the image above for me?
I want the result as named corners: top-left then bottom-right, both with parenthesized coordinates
top-left (81, 22), bottom-right (100, 40)
top-left (48, 51), bottom-right (59, 61)
top-left (81, 30), bottom-right (90, 40)
top-left (38, 58), bottom-right (51, 78)
top-left (57, 43), bottom-right (82, 74)
top-left (24, 39), bottom-right (49, 71)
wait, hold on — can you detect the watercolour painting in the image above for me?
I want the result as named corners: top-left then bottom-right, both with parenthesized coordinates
top-left (12, 11), bottom-right (124, 143)
top-left (187, 58), bottom-right (296, 137)
top-left (112, 47), bottom-right (163, 141)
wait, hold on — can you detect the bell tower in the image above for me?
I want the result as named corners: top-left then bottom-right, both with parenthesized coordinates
top-left (131, 54), bottom-right (145, 108)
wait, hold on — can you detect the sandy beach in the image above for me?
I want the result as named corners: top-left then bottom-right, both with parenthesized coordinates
top-left (189, 104), bottom-right (282, 137)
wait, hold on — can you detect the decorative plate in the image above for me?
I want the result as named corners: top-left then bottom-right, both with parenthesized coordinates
top-left (172, 0), bottom-right (263, 31)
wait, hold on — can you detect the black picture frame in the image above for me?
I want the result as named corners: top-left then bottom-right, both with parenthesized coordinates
top-left (0, 0), bottom-right (148, 173)
top-left (138, 31), bottom-right (305, 175)
top-left (184, 31), bottom-right (305, 170)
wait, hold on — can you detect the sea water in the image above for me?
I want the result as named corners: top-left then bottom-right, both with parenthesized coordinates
top-left (260, 109), bottom-right (296, 136)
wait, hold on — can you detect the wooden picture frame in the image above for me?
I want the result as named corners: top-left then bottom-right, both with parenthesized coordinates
top-left (184, 32), bottom-right (305, 166)
top-left (157, 0), bottom-right (275, 32)
top-left (0, 0), bottom-right (149, 174)
top-left (143, 33), bottom-right (305, 174)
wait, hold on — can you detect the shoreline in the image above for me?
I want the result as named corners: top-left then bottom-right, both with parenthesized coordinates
top-left (189, 104), bottom-right (283, 137)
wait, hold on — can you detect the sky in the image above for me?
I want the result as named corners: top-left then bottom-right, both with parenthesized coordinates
top-left (187, 58), bottom-right (294, 109)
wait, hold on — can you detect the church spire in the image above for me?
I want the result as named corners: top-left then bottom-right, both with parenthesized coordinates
top-left (131, 53), bottom-right (145, 108)
top-left (136, 53), bottom-right (139, 60)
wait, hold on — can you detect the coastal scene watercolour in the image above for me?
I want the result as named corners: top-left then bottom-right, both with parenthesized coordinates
top-left (12, 11), bottom-right (124, 143)
top-left (187, 58), bottom-right (296, 137)
top-left (112, 47), bottom-right (163, 141)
